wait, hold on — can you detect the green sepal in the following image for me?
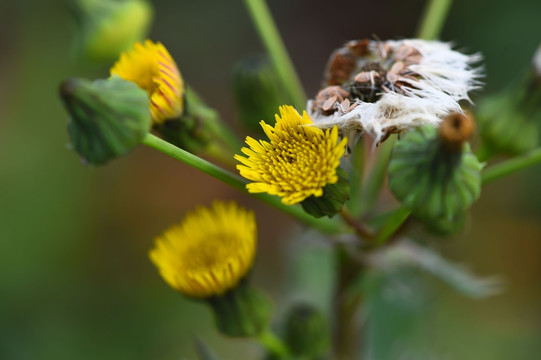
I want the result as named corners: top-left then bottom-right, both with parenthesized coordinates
top-left (388, 126), bottom-right (484, 233)
top-left (283, 303), bottom-right (330, 359)
top-left (232, 55), bottom-right (289, 134)
top-left (206, 279), bottom-right (271, 338)
top-left (60, 76), bottom-right (151, 165)
top-left (154, 88), bottom-right (216, 153)
top-left (70, 0), bottom-right (153, 62)
top-left (477, 71), bottom-right (541, 155)
top-left (301, 168), bottom-right (350, 218)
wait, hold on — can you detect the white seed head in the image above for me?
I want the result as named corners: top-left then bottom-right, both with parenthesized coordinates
top-left (309, 39), bottom-right (483, 144)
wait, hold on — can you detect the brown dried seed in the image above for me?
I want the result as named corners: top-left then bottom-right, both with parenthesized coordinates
top-left (404, 54), bottom-right (423, 65)
top-left (346, 39), bottom-right (370, 57)
top-left (322, 96), bottom-right (338, 111)
top-left (389, 61), bottom-right (406, 75)
top-left (386, 72), bottom-right (399, 84)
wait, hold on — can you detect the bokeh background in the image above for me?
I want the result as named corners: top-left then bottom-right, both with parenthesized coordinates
top-left (1, 0), bottom-right (541, 359)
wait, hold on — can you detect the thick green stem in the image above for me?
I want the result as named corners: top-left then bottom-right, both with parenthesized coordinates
top-left (416, 0), bottom-right (453, 40)
top-left (482, 147), bottom-right (541, 184)
top-left (243, 0), bottom-right (306, 109)
top-left (257, 329), bottom-right (290, 359)
top-left (142, 133), bottom-right (344, 234)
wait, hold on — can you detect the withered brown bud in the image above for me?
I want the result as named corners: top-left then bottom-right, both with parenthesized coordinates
top-left (313, 86), bottom-right (350, 115)
top-left (439, 112), bottom-right (476, 151)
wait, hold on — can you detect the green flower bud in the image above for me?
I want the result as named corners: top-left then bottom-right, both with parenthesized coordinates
top-left (283, 304), bottom-right (330, 359)
top-left (206, 279), bottom-right (271, 338)
top-left (301, 168), bottom-right (350, 219)
top-left (60, 76), bottom-right (151, 165)
top-left (232, 55), bottom-right (289, 133)
top-left (388, 125), bottom-right (484, 234)
top-left (71, 0), bottom-right (153, 62)
top-left (477, 45), bottom-right (541, 155)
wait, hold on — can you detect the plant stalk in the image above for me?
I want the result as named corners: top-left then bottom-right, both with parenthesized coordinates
top-left (416, 0), bottom-right (454, 40)
top-left (482, 147), bottom-right (541, 184)
top-left (257, 329), bottom-right (290, 359)
top-left (243, 0), bottom-right (306, 109)
top-left (142, 133), bottom-right (344, 234)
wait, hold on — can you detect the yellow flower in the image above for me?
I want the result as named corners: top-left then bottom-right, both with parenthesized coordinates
top-left (110, 40), bottom-right (184, 124)
top-left (149, 201), bottom-right (256, 298)
top-left (235, 105), bottom-right (347, 205)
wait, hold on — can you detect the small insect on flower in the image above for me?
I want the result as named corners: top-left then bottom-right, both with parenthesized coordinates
top-left (309, 39), bottom-right (483, 144)
top-left (235, 105), bottom-right (348, 205)
top-left (110, 39), bottom-right (184, 125)
top-left (149, 201), bottom-right (256, 299)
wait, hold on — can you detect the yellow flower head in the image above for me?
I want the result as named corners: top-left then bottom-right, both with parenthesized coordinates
top-left (235, 105), bottom-right (348, 205)
top-left (149, 201), bottom-right (256, 298)
top-left (110, 40), bottom-right (184, 124)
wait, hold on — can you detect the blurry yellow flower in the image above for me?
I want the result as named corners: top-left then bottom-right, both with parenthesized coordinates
top-left (110, 40), bottom-right (184, 124)
top-left (149, 201), bottom-right (256, 298)
top-left (235, 105), bottom-right (347, 205)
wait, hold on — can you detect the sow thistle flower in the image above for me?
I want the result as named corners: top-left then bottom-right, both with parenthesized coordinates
top-left (235, 106), bottom-right (348, 216)
top-left (150, 201), bottom-right (256, 298)
top-left (111, 39), bottom-right (184, 124)
top-left (149, 201), bottom-right (270, 337)
top-left (309, 39), bottom-right (482, 143)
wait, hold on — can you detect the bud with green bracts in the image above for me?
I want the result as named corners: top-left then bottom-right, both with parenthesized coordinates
top-left (388, 125), bottom-right (484, 235)
top-left (206, 279), bottom-right (271, 338)
top-left (283, 303), bottom-right (330, 359)
top-left (301, 168), bottom-right (350, 219)
top-left (233, 55), bottom-right (289, 133)
top-left (477, 45), bottom-right (541, 155)
top-left (59, 76), bottom-right (151, 165)
top-left (70, 0), bottom-right (153, 62)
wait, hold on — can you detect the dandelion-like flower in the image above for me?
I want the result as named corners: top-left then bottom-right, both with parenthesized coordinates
top-left (149, 201), bottom-right (256, 298)
top-left (309, 39), bottom-right (482, 143)
top-left (111, 39), bottom-right (184, 124)
top-left (235, 105), bottom-right (347, 205)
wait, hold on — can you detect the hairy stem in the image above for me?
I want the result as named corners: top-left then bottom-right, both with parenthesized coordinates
top-left (243, 0), bottom-right (306, 109)
top-left (142, 133), bottom-right (344, 234)
top-left (416, 0), bottom-right (454, 40)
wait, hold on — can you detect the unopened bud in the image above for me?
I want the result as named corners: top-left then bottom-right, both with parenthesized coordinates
top-left (60, 76), bottom-right (151, 165)
top-left (284, 304), bottom-right (329, 358)
top-left (233, 55), bottom-right (289, 133)
top-left (71, 0), bottom-right (153, 62)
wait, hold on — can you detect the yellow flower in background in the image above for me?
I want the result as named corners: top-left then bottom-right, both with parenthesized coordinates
top-left (110, 40), bottom-right (184, 124)
top-left (235, 105), bottom-right (347, 205)
top-left (149, 201), bottom-right (256, 298)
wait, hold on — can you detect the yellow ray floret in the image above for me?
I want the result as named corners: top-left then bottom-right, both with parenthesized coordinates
top-left (235, 105), bottom-right (348, 205)
top-left (110, 40), bottom-right (184, 124)
top-left (149, 201), bottom-right (256, 298)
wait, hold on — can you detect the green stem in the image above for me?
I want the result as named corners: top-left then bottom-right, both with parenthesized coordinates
top-left (375, 206), bottom-right (412, 246)
top-left (357, 138), bottom-right (394, 217)
top-left (257, 329), bottom-right (290, 359)
top-left (243, 0), bottom-right (306, 109)
top-left (416, 0), bottom-right (453, 40)
top-left (142, 133), bottom-right (344, 234)
top-left (482, 147), bottom-right (541, 184)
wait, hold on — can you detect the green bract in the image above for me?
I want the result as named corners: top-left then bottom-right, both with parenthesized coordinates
top-left (60, 76), bottom-right (151, 165)
top-left (301, 168), bottom-right (350, 219)
top-left (388, 126), bottom-right (484, 233)
top-left (477, 72), bottom-right (541, 155)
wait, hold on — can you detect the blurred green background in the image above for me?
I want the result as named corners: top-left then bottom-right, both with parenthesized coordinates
top-left (1, 0), bottom-right (541, 359)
